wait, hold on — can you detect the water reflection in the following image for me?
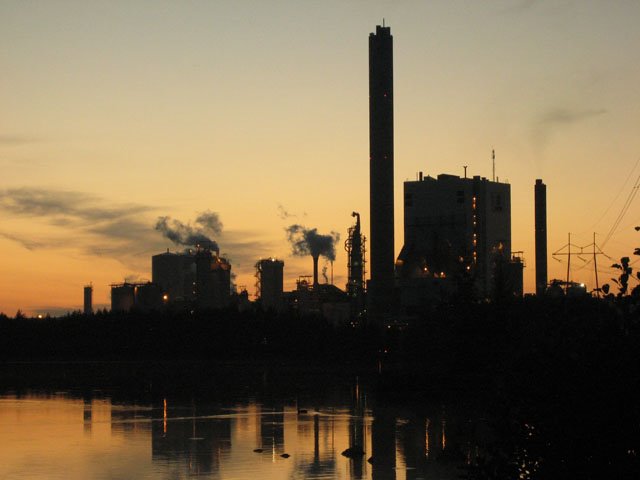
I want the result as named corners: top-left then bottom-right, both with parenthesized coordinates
top-left (0, 381), bottom-right (497, 480)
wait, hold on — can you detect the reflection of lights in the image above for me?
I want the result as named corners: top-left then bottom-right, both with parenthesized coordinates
top-left (425, 418), bottom-right (430, 458)
top-left (441, 418), bottom-right (446, 450)
top-left (163, 398), bottom-right (167, 434)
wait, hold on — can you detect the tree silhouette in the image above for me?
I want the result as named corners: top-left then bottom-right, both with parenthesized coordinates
top-left (603, 226), bottom-right (639, 298)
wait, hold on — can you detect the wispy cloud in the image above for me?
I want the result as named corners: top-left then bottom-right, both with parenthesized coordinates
top-left (0, 134), bottom-right (39, 146)
top-left (0, 232), bottom-right (49, 251)
top-left (0, 187), bottom-right (276, 276)
top-left (0, 187), bottom-right (166, 264)
top-left (532, 107), bottom-right (607, 153)
top-left (0, 188), bottom-right (153, 221)
top-left (277, 203), bottom-right (306, 220)
top-left (277, 203), bottom-right (295, 220)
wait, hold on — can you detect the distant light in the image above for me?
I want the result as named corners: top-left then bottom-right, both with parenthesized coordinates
top-left (37, 314), bottom-right (43, 319)
top-left (163, 294), bottom-right (169, 301)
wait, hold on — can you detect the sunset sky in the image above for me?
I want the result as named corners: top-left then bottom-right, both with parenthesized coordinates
top-left (2, 0), bottom-right (639, 316)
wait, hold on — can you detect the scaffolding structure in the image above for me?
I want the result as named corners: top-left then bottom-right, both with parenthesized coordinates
top-left (344, 212), bottom-right (367, 316)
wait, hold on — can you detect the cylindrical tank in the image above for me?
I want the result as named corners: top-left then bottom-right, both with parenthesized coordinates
top-left (111, 284), bottom-right (135, 312)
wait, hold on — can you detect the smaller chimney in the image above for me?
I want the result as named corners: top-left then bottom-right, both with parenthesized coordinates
top-left (84, 284), bottom-right (93, 315)
top-left (535, 179), bottom-right (548, 296)
top-left (312, 254), bottom-right (319, 287)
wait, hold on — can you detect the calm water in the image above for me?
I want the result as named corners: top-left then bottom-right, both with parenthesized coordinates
top-left (0, 363), bottom-right (500, 480)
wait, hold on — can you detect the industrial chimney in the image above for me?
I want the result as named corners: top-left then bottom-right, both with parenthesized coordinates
top-left (535, 179), bottom-right (548, 296)
top-left (84, 284), bottom-right (93, 315)
top-left (369, 24), bottom-right (395, 317)
top-left (312, 254), bottom-right (319, 287)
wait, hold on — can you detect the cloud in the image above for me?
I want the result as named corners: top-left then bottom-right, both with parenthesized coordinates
top-left (0, 188), bottom-right (153, 221)
top-left (0, 134), bottom-right (39, 146)
top-left (0, 232), bottom-right (48, 251)
top-left (277, 204), bottom-right (295, 220)
top-left (0, 187), bottom-right (163, 263)
top-left (532, 107), bottom-right (607, 152)
top-left (277, 203), bottom-right (307, 220)
top-left (0, 187), bottom-right (277, 279)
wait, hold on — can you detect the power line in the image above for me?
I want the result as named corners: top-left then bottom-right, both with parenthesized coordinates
top-left (601, 172), bottom-right (640, 249)
top-left (590, 157), bottom-right (639, 230)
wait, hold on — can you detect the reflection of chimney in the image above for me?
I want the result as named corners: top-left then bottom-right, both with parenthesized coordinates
top-left (312, 254), bottom-right (319, 287)
top-left (535, 179), bottom-right (548, 296)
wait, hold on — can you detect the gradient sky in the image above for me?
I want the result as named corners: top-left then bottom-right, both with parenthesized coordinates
top-left (2, 0), bottom-right (639, 316)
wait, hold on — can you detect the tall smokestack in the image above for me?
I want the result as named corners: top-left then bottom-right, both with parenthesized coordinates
top-left (312, 254), bottom-right (319, 287)
top-left (84, 284), bottom-right (93, 315)
top-left (369, 24), bottom-right (394, 318)
top-left (535, 179), bottom-right (548, 296)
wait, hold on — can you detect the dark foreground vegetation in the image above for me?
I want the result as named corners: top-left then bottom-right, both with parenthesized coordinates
top-left (2, 295), bottom-right (640, 479)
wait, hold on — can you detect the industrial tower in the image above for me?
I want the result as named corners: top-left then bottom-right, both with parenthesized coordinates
top-left (345, 212), bottom-right (366, 316)
top-left (255, 258), bottom-right (284, 311)
top-left (369, 24), bottom-right (395, 317)
top-left (535, 179), bottom-right (548, 296)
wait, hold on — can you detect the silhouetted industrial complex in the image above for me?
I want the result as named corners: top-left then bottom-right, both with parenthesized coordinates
top-left (91, 24), bottom-right (569, 321)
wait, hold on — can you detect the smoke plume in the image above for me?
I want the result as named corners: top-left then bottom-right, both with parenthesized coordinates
top-left (532, 107), bottom-right (607, 154)
top-left (321, 264), bottom-right (329, 284)
top-left (285, 224), bottom-right (340, 261)
top-left (155, 210), bottom-right (222, 252)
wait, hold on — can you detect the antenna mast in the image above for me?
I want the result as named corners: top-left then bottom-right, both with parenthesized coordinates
top-left (492, 149), bottom-right (495, 182)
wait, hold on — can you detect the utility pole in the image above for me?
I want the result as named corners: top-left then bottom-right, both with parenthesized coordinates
top-left (552, 233), bottom-right (608, 295)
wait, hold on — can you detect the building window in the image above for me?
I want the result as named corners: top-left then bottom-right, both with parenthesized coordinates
top-left (456, 190), bottom-right (465, 203)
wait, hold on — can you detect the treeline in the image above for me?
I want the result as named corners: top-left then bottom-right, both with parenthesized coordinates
top-left (2, 296), bottom-right (639, 381)
top-left (0, 307), bottom-right (380, 363)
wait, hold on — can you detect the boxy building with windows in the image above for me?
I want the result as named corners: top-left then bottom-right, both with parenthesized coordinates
top-left (396, 173), bottom-right (522, 309)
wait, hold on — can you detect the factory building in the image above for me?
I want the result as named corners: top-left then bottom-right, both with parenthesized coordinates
top-left (195, 248), bottom-right (232, 310)
top-left (110, 282), bottom-right (162, 312)
top-left (396, 172), bottom-right (523, 309)
top-left (152, 250), bottom-right (196, 303)
top-left (150, 248), bottom-right (232, 310)
top-left (255, 258), bottom-right (284, 312)
top-left (284, 276), bottom-right (350, 325)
